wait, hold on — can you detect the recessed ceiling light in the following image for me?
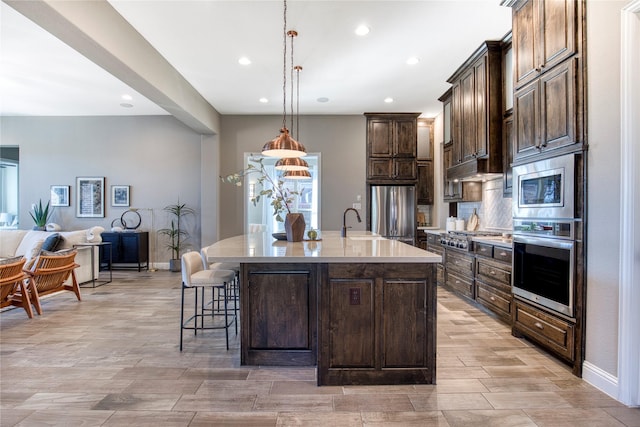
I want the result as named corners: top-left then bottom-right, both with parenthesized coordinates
top-left (120, 103), bottom-right (133, 108)
top-left (259, 97), bottom-right (268, 103)
top-left (406, 57), bottom-right (420, 65)
top-left (355, 25), bottom-right (370, 36)
top-left (238, 57), bottom-right (251, 65)
top-left (121, 94), bottom-right (132, 101)
top-left (384, 97), bottom-right (394, 103)
top-left (317, 97), bottom-right (329, 103)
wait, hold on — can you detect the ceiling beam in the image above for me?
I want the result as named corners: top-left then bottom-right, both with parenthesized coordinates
top-left (5, 0), bottom-right (220, 135)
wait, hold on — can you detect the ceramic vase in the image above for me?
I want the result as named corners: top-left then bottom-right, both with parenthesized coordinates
top-left (285, 213), bottom-right (305, 242)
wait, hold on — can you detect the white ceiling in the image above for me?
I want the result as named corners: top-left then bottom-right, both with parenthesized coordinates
top-left (0, 1), bottom-right (512, 118)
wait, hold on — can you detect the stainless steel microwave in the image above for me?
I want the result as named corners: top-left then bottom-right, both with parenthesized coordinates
top-left (513, 154), bottom-right (575, 219)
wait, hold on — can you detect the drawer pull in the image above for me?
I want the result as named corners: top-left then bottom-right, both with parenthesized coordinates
top-left (481, 248), bottom-right (487, 252)
top-left (490, 296), bottom-right (496, 301)
top-left (490, 270), bottom-right (496, 275)
top-left (455, 280), bottom-right (461, 284)
top-left (534, 322), bottom-right (544, 330)
top-left (499, 252), bottom-right (507, 256)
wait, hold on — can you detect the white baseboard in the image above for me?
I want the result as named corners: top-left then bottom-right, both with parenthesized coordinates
top-left (583, 360), bottom-right (619, 400)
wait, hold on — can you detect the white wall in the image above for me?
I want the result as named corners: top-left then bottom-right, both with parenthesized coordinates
top-left (584, 0), bottom-right (627, 385)
top-left (0, 115), bottom-right (205, 266)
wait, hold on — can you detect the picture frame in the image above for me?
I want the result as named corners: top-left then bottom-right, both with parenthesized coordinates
top-left (76, 176), bottom-right (105, 218)
top-left (50, 185), bottom-right (70, 207)
top-left (111, 185), bottom-right (130, 207)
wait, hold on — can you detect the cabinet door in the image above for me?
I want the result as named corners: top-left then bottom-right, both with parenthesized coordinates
top-left (512, 0), bottom-right (539, 88)
top-left (443, 97), bottom-right (452, 146)
top-left (451, 83), bottom-right (462, 163)
top-left (474, 56), bottom-right (488, 158)
top-left (417, 160), bottom-right (433, 205)
top-left (459, 68), bottom-right (476, 163)
top-left (382, 279), bottom-right (427, 368)
top-left (100, 233), bottom-right (121, 263)
top-left (539, 0), bottom-right (576, 74)
top-left (368, 158), bottom-right (393, 180)
top-left (539, 58), bottom-right (577, 152)
top-left (120, 234), bottom-right (141, 263)
top-left (394, 158), bottom-right (417, 180)
top-left (368, 119), bottom-right (393, 157)
top-left (394, 119), bottom-right (417, 157)
top-left (513, 79), bottom-right (540, 160)
top-left (442, 144), bottom-right (461, 201)
top-left (503, 114), bottom-right (514, 196)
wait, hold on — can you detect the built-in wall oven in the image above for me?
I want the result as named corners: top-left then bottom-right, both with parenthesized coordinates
top-left (512, 220), bottom-right (575, 317)
top-left (512, 153), bottom-right (579, 318)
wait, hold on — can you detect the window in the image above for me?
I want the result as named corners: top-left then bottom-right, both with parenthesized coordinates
top-left (244, 153), bottom-right (320, 236)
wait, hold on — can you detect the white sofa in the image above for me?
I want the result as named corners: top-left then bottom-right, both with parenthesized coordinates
top-left (0, 227), bottom-right (104, 284)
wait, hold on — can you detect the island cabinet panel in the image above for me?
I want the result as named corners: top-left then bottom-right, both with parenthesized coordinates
top-left (241, 263), bottom-right (317, 366)
top-left (318, 263), bottom-right (436, 386)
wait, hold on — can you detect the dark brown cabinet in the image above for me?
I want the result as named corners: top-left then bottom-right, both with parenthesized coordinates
top-left (445, 250), bottom-right (475, 301)
top-left (365, 113), bottom-right (420, 184)
top-left (513, 58), bottom-right (578, 160)
top-left (100, 231), bottom-right (148, 271)
top-left (510, 0), bottom-right (577, 89)
top-left (446, 41), bottom-right (503, 180)
top-left (505, 0), bottom-right (585, 163)
top-left (474, 242), bottom-right (513, 323)
top-left (241, 263), bottom-right (317, 366)
top-left (319, 263), bottom-right (436, 385)
top-left (417, 160), bottom-right (434, 205)
top-left (503, 113), bottom-right (514, 196)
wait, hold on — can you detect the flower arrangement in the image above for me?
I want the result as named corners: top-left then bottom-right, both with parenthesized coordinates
top-left (221, 157), bottom-right (299, 223)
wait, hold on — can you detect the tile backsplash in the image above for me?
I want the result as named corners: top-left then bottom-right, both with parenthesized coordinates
top-left (458, 178), bottom-right (512, 232)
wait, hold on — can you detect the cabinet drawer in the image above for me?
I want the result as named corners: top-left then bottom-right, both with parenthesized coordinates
top-left (446, 251), bottom-right (474, 276)
top-left (426, 233), bottom-right (439, 245)
top-left (476, 259), bottom-right (511, 287)
top-left (476, 281), bottom-right (512, 320)
top-left (514, 300), bottom-right (575, 361)
top-left (474, 242), bottom-right (493, 257)
top-left (493, 247), bottom-right (512, 263)
top-left (427, 243), bottom-right (444, 257)
top-left (446, 271), bottom-right (473, 300)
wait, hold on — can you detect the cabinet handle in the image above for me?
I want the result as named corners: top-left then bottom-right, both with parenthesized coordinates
top-left (490, 270), bottom-right (496, 275)
top-left (499, 252), bottom-right (507, 256)
top-left (534, 322), bottom-right (544, 330)
top-left (481, 248), bottom-right (487, 252)
top-left (455, 280), bottom-right (461, 284)
top-left (490, 296), bottom-right (496, 301)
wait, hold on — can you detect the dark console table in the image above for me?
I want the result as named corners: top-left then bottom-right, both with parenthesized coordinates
top-left (100, 231), bottom-right (149, 271)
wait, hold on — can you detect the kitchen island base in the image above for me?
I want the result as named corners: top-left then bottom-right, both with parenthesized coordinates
top-left (241, 262), bottom-right (436, 386)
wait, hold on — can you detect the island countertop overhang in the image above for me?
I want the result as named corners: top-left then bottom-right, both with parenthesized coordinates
top-left (205, 231), bottom-right (442, 264)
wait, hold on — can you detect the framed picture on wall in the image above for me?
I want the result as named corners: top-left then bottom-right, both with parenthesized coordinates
top-left (111, 185), bottom-right (130, 207)
top-left (76, 177), bottom-right (104, 218)
top-left (50, 185), bottom-right (70, 207)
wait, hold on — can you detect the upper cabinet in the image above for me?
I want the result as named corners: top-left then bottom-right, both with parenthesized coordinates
top-left (504, 0), bottom-right (585, 164)
top-left (511, 0), bottom-right (577, 89)
top-left (446, 41), bottom-right (504, 181)
top-left (365, 113), bottom-right (420, 184)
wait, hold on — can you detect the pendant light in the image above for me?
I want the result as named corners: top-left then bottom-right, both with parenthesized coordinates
top-left (284, 170), bottom-right (312, 180)
top-left (261, 0), bottom-right (306, 159)
top-left (282, 62), bottom-right (311, 179)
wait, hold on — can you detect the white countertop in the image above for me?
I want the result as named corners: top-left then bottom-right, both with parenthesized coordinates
top-left (472, 236), bottom-right (513, 249)
top-left (205, 231), bottom-right (442, 264)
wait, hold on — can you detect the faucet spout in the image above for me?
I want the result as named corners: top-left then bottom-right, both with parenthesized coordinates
top-left (342, 208), bottom-right (362, 237)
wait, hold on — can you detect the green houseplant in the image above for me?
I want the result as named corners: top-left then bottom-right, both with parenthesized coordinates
top-left (221, 157), bottom-right (305, 241)
top-left (158, 201), bottom-right (195, 272)
top-left (29, 199), bottom-right (52, 230)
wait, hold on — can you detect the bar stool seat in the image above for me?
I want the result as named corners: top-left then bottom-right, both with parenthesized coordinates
top-left (180, 251), bottom-right (236, 351)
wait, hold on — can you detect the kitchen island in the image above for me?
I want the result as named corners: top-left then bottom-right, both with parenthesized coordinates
top-left (205, 231), bottom-right (442, 385)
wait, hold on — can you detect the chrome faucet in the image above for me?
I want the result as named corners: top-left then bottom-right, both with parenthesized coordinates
top-left (341, 208), bottom-right (362, 237)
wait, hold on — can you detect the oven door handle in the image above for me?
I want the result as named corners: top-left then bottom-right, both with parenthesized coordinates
top-left (513, 235), bottom-right (574, 250)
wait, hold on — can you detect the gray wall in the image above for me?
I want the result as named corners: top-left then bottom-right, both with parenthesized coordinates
top-left (0, 115), bottom-right (205, 266)
top-left (219, 115), bottom-right (367, 239)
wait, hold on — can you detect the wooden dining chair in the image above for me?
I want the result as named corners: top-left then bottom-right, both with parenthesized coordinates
top-left (0, 257), bottom-right (35, 318)
top-left (23, 250), bottom-right (81, 315)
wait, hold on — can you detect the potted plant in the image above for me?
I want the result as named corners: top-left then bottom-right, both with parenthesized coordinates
top-left (221, 157), bottom-right (305, 241)
top-left (29, 199), bottom-right (52, 230)
top-left (158, 201), bottom-right (195, 272)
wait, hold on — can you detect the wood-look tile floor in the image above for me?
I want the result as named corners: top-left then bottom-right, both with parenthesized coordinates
top-left (1, 270), bottom-right (638, 426)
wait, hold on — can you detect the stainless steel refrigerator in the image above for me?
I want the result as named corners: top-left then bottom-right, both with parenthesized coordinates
top-left (370, 185), bottom-right (416, 245)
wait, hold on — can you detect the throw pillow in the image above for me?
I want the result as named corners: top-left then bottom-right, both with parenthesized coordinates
top-left (0, 255), bottom-right (23, 265)
top-left (41, 233), bottom-right (62, 252)
top-left (40, 248), bottom-right (76, 257)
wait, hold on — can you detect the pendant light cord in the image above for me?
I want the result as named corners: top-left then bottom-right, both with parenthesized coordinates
top-left (282, 0), bottom-right (288, 130)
